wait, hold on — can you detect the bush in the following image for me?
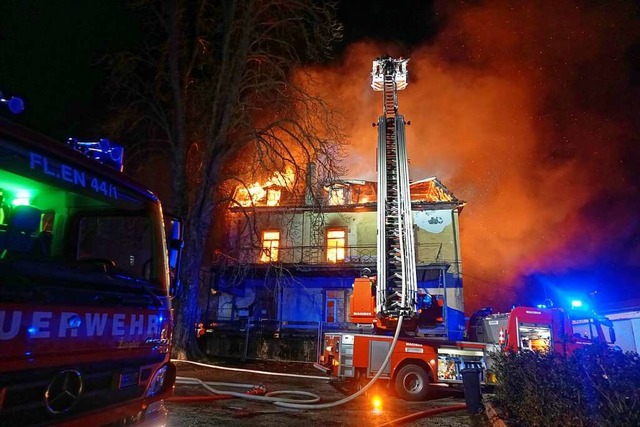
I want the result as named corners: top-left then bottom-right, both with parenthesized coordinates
top-left (491, 344), bottom-right (640, 427)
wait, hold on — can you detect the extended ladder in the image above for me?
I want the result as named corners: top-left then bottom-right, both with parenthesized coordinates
top-left (371, 57), bottom-right (418, 319)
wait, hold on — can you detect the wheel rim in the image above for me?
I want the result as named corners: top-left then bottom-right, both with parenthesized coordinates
top-left (402, 372), bottom-right (424, 394)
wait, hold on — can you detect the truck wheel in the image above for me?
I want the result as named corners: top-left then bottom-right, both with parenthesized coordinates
top-left (394, 364), bottom-right (429, 401)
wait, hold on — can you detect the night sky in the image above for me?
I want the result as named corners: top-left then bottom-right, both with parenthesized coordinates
top-left (0, 1), bottom-right (138, 139)
top-left (2, 1), bottom-right (640, 313)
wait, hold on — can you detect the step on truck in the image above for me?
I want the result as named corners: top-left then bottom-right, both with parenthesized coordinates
top-left (0, 100), bottom-right (183, 425)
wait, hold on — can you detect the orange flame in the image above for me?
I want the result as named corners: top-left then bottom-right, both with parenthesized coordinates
top-left (234, 166), bottom-right (296, 207)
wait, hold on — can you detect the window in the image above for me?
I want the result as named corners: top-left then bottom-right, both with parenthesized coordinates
top-left (77, 215), bottom-right (153, 281)
top-left (327, 187), bottom-right (345, 205)
top-left (325, 298), bottom-right (337, 323)
top-left (266, 189), bottom-right (281, 206)
top-left (326, 228), bottom-right (346, 263)
top-left (325, 290), bottom-right (345, 323)
top-left (260, 230), bottom-right (280, 262)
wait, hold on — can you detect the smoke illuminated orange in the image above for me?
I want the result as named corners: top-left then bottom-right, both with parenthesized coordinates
top-left (297, 1), bottom-right (640, 313)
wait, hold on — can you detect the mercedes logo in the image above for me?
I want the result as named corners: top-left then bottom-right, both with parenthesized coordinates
top-left (44, 369), bottom-right (83, 414)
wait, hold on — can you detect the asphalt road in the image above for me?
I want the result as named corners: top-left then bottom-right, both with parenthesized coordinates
top-left (165, 360), bottom-right (479, 427)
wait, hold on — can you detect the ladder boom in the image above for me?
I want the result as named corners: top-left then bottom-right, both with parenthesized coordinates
top-left (371, 57), bottom-right (418, 320)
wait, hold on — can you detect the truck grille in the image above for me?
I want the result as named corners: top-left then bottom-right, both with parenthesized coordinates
top-left (0, 356), bottom-right (165, 426)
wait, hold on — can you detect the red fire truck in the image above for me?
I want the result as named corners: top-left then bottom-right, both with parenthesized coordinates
top-left (314, 58), bottom-right (614, 401)
top-left (0, 103), bottom-right (182, 425)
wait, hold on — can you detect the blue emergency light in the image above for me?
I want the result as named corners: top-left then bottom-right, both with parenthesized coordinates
top-left (0, 92), bottom-right (24, 114)
top-left (67, 137), bottom-right (124, 171)
top-left (571, 299), bottom-right (583, 309)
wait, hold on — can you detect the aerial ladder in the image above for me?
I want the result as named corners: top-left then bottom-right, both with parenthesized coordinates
top-left (349, 57), bottom-right (419, 331)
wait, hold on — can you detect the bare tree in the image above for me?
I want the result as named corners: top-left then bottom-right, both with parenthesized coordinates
top-left (104, 0), bottom-right (344, 359)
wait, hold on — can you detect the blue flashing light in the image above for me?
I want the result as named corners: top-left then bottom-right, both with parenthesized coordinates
top-left (67, 137), bottom-right (124, 171)
top-left (571, 300), bottom-right (583, 309)
top-left (27, 326), bottom-right (37, 335)
top-left (537, 304), bottom-right (547, 309)
top-left (0, 92), bottom-right (25, 114)
top-left (7, 97), bottom-right (24, 114)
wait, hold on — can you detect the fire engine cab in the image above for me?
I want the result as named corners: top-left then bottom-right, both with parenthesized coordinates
top-left (0, 97), bottom-right (182, 425)
top-left (314, 59), bottom-right (615, 401)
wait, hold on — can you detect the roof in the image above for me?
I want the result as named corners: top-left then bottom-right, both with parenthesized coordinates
top-left (229, 175), bottom-right (464, 208)
top-left (409, 177), bottom-right (459, 203)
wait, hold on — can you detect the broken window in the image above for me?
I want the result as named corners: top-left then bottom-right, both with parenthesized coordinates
top-left (260, 230), bottom-right (280, 262)
top-left (326, 228), bottom-right (346, 263)
top-left (266, 188), bottom-right (281, 206)
top-left (327, 187), bottom-right (345, 205)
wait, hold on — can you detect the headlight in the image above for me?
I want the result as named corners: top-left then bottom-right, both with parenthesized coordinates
top-left (146, 365), bottom-right (169, 397)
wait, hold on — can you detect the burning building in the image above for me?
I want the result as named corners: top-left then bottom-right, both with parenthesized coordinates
top-left (203, 168), bottom-right (465, 333)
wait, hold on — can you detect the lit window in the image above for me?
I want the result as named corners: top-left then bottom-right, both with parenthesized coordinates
top-left (327, 228), bottom-right (346, 263)
top-left (260, 230), bottom-right (280, 262)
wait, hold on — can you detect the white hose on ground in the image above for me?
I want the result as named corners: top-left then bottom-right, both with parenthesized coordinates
top-left (171, 359), bottom-right (329, 381)
top-left (273, 315), bottom-right (404, 409)
top-left (175, 376), bottom-right (320, 404)
top-left (171, 315), bottom-right (404, 410)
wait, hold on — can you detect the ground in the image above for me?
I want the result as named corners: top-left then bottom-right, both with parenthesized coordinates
top-left (166, 359), bottom-right (488, 426)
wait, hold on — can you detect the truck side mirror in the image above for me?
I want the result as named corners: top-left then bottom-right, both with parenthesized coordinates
top-left (166, 218), bottom-right (183, 297)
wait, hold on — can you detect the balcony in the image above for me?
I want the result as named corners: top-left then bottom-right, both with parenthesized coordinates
top-left (214, 242), bottom-right (445, 269)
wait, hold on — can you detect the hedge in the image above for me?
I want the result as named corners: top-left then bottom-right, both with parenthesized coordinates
top-left (490, 344), bottom-right (640, 426)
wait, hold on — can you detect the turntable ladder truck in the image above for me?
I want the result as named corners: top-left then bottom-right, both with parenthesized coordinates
top-left (315, 57), bottom-right (487, 400)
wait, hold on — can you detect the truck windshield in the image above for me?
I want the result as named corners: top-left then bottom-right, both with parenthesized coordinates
top-left (0, 143), bottom-right (167, 305)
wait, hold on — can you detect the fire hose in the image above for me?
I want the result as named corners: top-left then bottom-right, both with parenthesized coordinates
top-left (377, 404), bottom-right (469, 427)
top-left (170, 316), bottom-right (406, 410)
top-left (169, 376), bottom-right (321, 404)
top-left (170, 317), bottom-right (470, 424)
top-left (168, 359), bottom-right (330, 404)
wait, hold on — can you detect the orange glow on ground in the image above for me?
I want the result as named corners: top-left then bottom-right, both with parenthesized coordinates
top-left (371, 395), bottom-right (383, 414)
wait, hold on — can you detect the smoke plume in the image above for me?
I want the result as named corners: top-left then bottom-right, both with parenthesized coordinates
top-left (306, 1), bottom-right (640, 312)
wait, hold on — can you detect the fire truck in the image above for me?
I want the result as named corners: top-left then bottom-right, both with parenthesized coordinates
top-left (314, 58), bottom-right (614, 401)
top-left (0, 96), bottom-right (182, 425)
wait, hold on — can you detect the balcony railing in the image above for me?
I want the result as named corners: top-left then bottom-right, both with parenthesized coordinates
top-left (215, 242), bottom-right (444, 267)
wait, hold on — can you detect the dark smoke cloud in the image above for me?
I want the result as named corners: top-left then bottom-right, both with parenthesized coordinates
top-left (306, 0), bottom-right (640, 313)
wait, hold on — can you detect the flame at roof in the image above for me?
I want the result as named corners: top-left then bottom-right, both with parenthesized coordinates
top-left (409, 177), bottom-right (458, 203)
top-left (230, 174), bottom-right (461, 208)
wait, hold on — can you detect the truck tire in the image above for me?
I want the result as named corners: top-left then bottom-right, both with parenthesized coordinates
top-left (394, 364), bottom-right (429, 401)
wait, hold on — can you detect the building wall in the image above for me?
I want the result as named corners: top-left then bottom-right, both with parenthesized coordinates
top-left (217, 205), bottom-right (464, 327)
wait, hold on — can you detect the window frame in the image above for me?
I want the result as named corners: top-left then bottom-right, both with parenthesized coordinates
top-left (326, 226), bottom-right (347, 263)
top-left (260, 229), bottom-right (281, 262)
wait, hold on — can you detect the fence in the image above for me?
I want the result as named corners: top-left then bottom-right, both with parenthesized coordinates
top-left (216, 242), bottom-right (445, 266)
top-left (198, 319), bottom-right (351, 363)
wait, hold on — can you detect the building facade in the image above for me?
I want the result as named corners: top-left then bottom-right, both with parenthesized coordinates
top-left (204, 176), bottom-right (466, 338)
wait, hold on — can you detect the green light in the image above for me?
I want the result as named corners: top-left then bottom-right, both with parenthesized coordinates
top-left (12, 189), bottom-right (31, 206)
